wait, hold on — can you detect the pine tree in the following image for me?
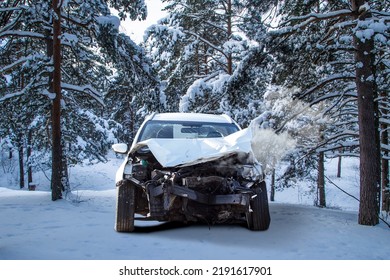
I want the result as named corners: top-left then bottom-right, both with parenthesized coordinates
top-left (101, 32), bottom-right (162, 143)
top-left (267, 0), bottom-right (389, 225)
top-left (145, 0), bottom-right (270, 118)
top-left (0, 0), bottom-right (149, 199)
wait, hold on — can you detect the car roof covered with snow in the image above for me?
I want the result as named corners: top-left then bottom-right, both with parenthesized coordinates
top-left (145, 112), bottom-right (239, 125)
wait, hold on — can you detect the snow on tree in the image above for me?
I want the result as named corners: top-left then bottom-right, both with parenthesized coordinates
top-left (0, 0), bottom-right (149, 200)
top-left (250, 85), bottom-right (329, 202)
top-left (100, 31), bottom-right (162, 144)
top-left (144, 0), bottom-right (272, 122)
top-left (267, 0), bottom-right (390, 225)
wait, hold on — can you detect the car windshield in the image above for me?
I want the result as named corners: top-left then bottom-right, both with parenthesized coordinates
top-left (138, 120), bottom-right (240, 142)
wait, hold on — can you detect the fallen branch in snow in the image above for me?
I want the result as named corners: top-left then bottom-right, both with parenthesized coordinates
top-left (325, 174), bottom-right (390, 228)
top-left (325, 174), bottom-right (359, 202)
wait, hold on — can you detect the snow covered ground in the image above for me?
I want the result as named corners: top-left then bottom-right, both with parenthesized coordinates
top-left (0, 153), bottom-right (389, 261)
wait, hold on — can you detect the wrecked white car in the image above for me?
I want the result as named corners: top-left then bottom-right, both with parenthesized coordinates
top-left (113, 113), bottom-right (270, 232)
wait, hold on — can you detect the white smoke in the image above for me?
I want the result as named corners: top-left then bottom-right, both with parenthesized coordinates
top-left (250, 127), bottom-right (296, 174)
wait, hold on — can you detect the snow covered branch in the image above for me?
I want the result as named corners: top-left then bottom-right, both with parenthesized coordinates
top-left (0, 30), bottom-right (46, 40)
top-left (326, 97), bottom-right (357, 117)
top-left (288, 9), bottom-right (353, 23)
top-left (0, 7), bottom-right (26, 34)
top-left (61, 83), bottom-right (104, 105)
top-left (0, 6), bottom-right (28, 13)
top-left (0, 57), bottom-right (30, 73)
top-left (299, 130), bottom-right (360, 159)
top-left (272, 9), bottom-right (353, 36)
top-left (371, 9), bottom-right (390, 18)
top-left (0, 54), bottom-right (47, 73)
top-left (0, 79), bottom-right (38, 103)
top-left (61, 13), bottom-right (94, 29)
top-left (0, 89), bottom-right (27, 103)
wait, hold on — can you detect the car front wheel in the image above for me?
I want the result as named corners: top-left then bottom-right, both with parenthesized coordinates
top-left (246, 181), bottom-right (271, 231)
top-left (115, 179), bottom-right (136, 232)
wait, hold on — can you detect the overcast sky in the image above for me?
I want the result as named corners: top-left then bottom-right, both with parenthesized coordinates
top-left (120, 0), bottom-right (167, 43)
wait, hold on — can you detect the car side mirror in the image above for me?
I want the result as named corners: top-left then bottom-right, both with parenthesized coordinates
top-left (112, 143), bottom-right (128, 154)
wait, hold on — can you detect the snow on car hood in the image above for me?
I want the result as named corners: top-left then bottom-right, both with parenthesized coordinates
top-left (131, 128), bottom-right (254, 167)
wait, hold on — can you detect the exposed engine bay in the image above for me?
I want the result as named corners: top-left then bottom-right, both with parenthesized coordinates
top-left (121, 142), bottom-right (265, 225)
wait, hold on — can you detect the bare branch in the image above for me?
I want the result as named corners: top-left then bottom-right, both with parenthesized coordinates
top-left (184, 30), bottom-right (228, 59)
top-left (184, 14), bottom-right (228, 34)
top-left (299, 74), bottom-right (356, 99)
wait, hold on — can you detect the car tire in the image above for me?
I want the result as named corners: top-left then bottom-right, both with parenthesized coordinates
top-left (115, 179), bottom-right (135, 232)
top-left (246, 181), bottom-right (270, 231)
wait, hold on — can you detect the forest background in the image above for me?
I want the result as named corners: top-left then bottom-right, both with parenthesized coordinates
top-left (0, 0), bottom-right (389, 228)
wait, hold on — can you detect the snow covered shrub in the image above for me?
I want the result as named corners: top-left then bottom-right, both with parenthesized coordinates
top-left (251, 127), bottom-right (296, 174)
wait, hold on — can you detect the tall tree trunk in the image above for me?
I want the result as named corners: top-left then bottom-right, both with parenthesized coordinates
top-left (204, 43), bottom-right (208, 75)
top-left (379, 50), bottom-right (389, 212)
top-left (352, 0), bottom-right (380, 225)
top-left (129, 100), bottom-right (134, 142)
top-left (51, 0), bottom-right (63, 201)
top-left (270, 168), bottom-right (275, 202)
top-left (381, 119), bottom-right (389, 212)
top-left (337, 150), bottom-right (342, 178)
top-left (27, 129), bottom-right (33, 186)
top-left (317, 150), bottom-right (326, 207)
top-left (17, 135), bottom-right (24, 189)
top-left (61, 154), bottom-right (70, 194)
top-left (226, 0), bottom-right (233, 75)
top-left (317, 125), bottom-right (326, 207)
top-left (195, 44), bottom-right (200, 75)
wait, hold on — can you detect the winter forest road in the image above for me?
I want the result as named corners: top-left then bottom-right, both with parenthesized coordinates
top-left (0, 187), bottom-right (389, 260)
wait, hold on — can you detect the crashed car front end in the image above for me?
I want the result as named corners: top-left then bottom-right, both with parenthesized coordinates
top-left (114, 128), bottom-right (271, 232)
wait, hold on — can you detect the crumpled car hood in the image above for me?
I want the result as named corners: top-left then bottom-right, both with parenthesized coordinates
top-left (130, 128), bottom-right (255, 167)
